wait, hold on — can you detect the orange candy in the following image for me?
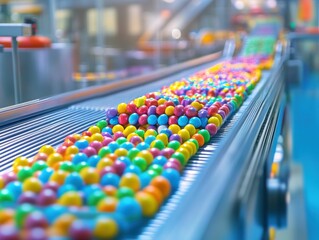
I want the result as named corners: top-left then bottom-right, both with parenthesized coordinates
top-left (192, 133), bottom-right (205, 147)
top-left (150, 176), bottom-right (171, 199)
top-left (143, 185), bottom-right (164, 205)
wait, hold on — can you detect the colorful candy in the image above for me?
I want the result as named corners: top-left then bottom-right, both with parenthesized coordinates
top-left (0, 52), bottom-right (274, 238)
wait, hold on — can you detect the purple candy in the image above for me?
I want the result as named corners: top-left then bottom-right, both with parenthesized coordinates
top-left (147, 125), bottom-right (157, 130)
top-left (113, 132), bottom-right (124, 140)
top-left (25, 228), bottom-right (48, 240)
top-left (130, 136), bottom-right (142, 146)
top-left (205, 123), bottom-right (218, 136)
top-left (161, 148), bottom-right (175, 158)
top-left (164, 162), bottom-right (181, 172)
top-left (3, 172), bottom-right (17, 184)
top-left (24, 211), bottom-right (48, 229)
top-left (42, 182), bottom-right (59, 192)
top-left (100, 166), bottom-right (117, 177)
top-left (169, 134), bottom-right (182, 143)
top-left (217, 110), bottom-right (226, 119)
top-left (37, 189), bottom-right (57, 206)
top-left (102, 137), bottom-right (113, 146)
top-left (147, 106), bottom-right (157, 115)
top-left (149, 148), bottom-right (161, 158)
top-left (113, 160), bottom-right (126, 176)
top-left (82, 147), bottom-right (97, 157)
top-left (106, 108), bottom-right (118, 119)
top-left (168, 158), bottom-right (182, 170)
top-left (101, 132), bottom-right (112, 138)
top-left (18, 191), bottom-right (37, 205)
top-left (69, 220), bottom-right (92, 240)
top-left (90, 141), bottom-right (103, 152)
top-left (0, 225), bottom-right (19, 240)
top-left (198, 109), bottom-right (208, 118)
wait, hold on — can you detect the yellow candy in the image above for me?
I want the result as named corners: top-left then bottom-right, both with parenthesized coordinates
top-left (165, 106), bottom-right (175, 116)
top-left (97, 158), bottom-right (114, 171)
top-left (135, 192), bottom-right (158, 217)
top-left (91, 133), bottom-right (103, 142)
top-left (214, 114), bottom-right (223, 126)
top-left (13, 157), bottom-right (30, 173)
top-left (81, 136), bottom-right (92, 143)
top-left (168, 124), bottom-right (181, 134)
top-left (123, 125), bottom-right (136, 137)
top-left (112, 125), bottom-right (124, 133)
top-left (178, 129), bottom-right (190, 142)
top-left (208, 116), bottom-right (220, 127)
top-left (58, 192), bottom-right (82, 207)
top-left (0, 177), bottom-right (5, 189)
top-left (39, 145), bottom-right (55, 156)
top-left (183, 141), bottom-right (197, 156)
top-left (158, 98), bottom-right (166, 105)
top-left (156, 133), bottom-right (168, 146)
top-left (73, 134), bottom-right (81, 141)
top-left (191, 101), bottom-right (203, 110)
top-left (94, 218), bottom-right (118, 239)
top-left (65, 146), bottom-right (79, 155)
top-left (117, 103), bottom-right (127, 114)
top-left (50, 170), bottom-right (68, 185)
top-left (52, 214), bottom-right (77, 236)
top-left (184, 124), bottom-right (196, 136)
top-left (144, 129), bottom-right (158, 138)
top-left (177, 147), bottom-right (190, 162)
top-left (88, 126), bottom-right (100, 134)
top-left (114, 148), bottom-right (128, 157)
top-left (23, 177), bottom-right (42, 193)
top-left (80, 167), bottom-right (99, 184)
top-left (47, 153), bottom-right (63, 168)
top-left (137, 150), bottom-right (153, 165)
top-left (120, 173), bottom-right (140, 192)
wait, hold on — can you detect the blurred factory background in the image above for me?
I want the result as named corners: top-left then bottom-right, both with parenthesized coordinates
top-left (0, 0), bottom-right (319, 239)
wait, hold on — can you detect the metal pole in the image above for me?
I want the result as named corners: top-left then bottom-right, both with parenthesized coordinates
top-left (96, 0), bottom-right (106, 74)
top-left (11, 36), bottom-right (21, 104)
top-left (49, 0), bottom-right (57, 42)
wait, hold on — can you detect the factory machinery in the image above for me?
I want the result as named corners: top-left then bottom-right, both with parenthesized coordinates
top-left (0, 26), bottom-right (289, 239)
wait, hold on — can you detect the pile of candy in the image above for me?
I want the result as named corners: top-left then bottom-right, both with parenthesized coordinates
top-left (0, 55), bottom-right (272, 239)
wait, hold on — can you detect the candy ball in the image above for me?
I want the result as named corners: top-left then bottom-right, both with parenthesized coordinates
top-left (119, 173), bottom-right (140, 192)
top-left (116, 197), bottom-right (142, 222)
top-left (94, 217), bottom-right (118, 239)
top-left (135, 192), bottom-right (158, 217)
top-left (97, 196), bottom-right (118, 212)
top-left (58, 191), bottom-right (82, 207)
top-left (23, 177), bottom-right (42, 193)
top-left (24, 211), bottom-right (48, 229)
top-left (150, 176), bottom-right (171, 199)
top-left (69, 220), bottom-right (93, 240)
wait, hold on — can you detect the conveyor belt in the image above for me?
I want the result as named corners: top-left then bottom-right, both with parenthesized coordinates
top-left (0, 51), bottom-right (285, 239)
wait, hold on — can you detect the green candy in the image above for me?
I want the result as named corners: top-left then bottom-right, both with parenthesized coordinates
top-left (135, 129), bottom-right (145, 139)
top-left (96, 120), bottom-right (107, 130)
top-left (132, 157), bottom-right (147, 171)
top-left (146, 169), bottom-right (159, 179)
top-left (151, 140), bottom-right (165, 150)
top-left (31, 161), bottom-right (48, 172)
top-left (167, 140), bottom-right (181, 151)
top-left (98, 147), bottom-right (111, 158)
top-left (88, 191), bottom-right (106, 206)
top-left (17, 167), bottom-right (33, 182)
top-left (59, 161), bottom-right (74, 172)
top-left (75, 162), bottom-right (89, 172)
top-left (171, 152), bottom-right (186, 166)
top-left (0, 189), bottom-right (13, 203)
top-left (15, 204), bottom-right (35, 228)
top-left (116, 137), bottom-right (127, 145)
top-left (116, 187), bottom-right (135, 199)
top-left (127, 148), bottom-right (140, 160)
top-left (148, 164), bottom-right (163, 175)
top-left (198, 129), bottom-right (210, 143)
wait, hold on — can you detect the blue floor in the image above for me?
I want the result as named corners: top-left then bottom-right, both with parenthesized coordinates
top-left (290, 67), bottom-right (319, 240)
